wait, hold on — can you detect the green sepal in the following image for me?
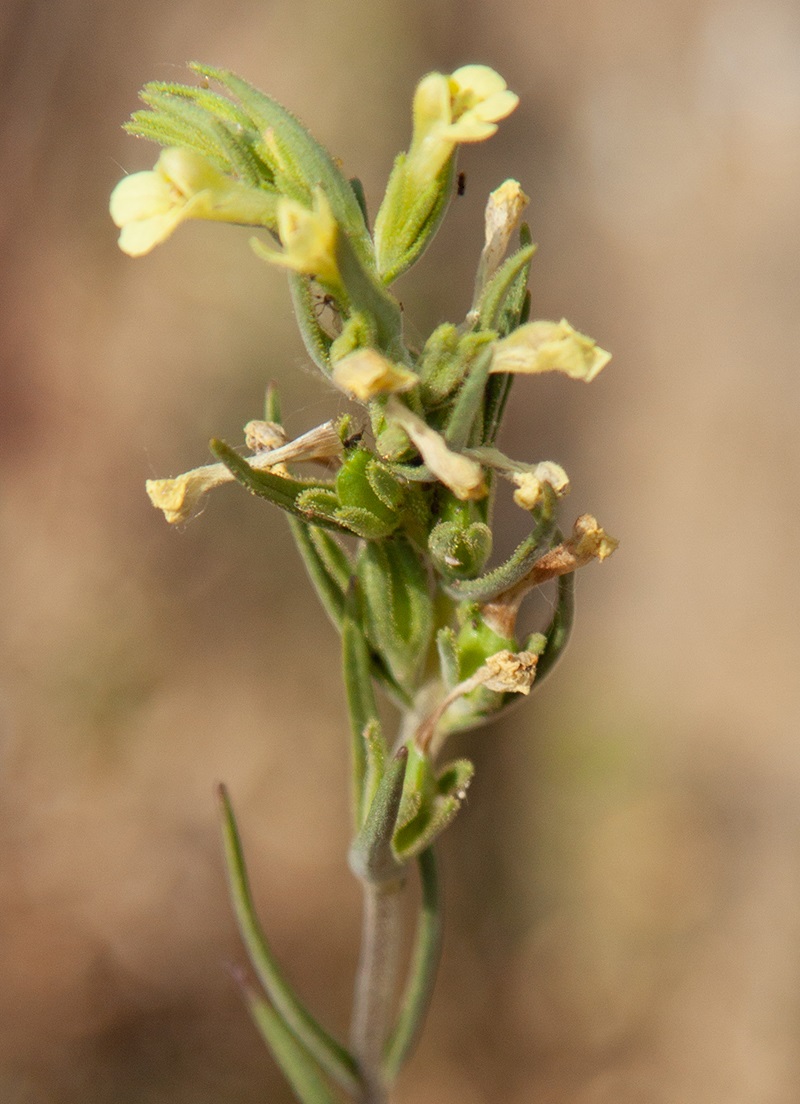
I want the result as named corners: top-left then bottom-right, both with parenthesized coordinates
top-left (329, 312), bottom-right (375, 363)
top-left (335, 505), bottom-right (398, 540)
top-left (288, 275), bottom-right (334, 373)
top-left (374, 154), bottom-right (456, 285)
top-left (356, 535), bottom-right (433, 693)
top-left (335, 449), bottom-right (402, 537)
top-left (217, 785), bottom-right (361, 1096)
top-left (383, 848), bottom-right (442, 1082)
top-left (374, 416), bottom-right (414, 462)
top-left (348, 747), bottom-right (408, 883)
top-left (190, 63), bottom-right (373, 264)
top-left (417, 324), bottom-right (461, 405)
top-left (134, 84), bottom-right (273, 188)
top-left (288, 519), bottom-right (350, 631)
top-left (418, 326), bottom-right (492, 410)
top-left (392, 745), bottom-right (473, 861)
top-left (366, 460), bottom-right (405, 513)
top-left (474, 241), bottom-right (536, 333)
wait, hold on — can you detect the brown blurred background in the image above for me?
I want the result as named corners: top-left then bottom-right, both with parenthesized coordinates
top-left (2, 0), bottom-right (799, 1100)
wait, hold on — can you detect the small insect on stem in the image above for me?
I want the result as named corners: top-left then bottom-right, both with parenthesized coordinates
top-left (457, 171), bottom-right (466, 197)
top-left (309, 281), bottom-right (342, 338)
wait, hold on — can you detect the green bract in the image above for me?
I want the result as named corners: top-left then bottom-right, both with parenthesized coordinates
top-left (117, 62), bottom-right (617, 1104)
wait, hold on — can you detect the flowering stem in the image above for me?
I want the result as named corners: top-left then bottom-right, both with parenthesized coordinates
top-left (350, 875), bottom-right (407, 1103)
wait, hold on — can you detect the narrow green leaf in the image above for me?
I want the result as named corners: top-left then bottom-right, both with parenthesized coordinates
top-left (217, 785), bottom-right (361, 1096)
top-left (348, 176), bottom-right (369, 225)
top-left (333, 229), bottom-right (406, 361)
top-left (442, 341), bottom-right (495, 452)
top-left (139, 88), bottom-right (264, 183)
top-left (144, 79), bottom-right (254, 131)
top-left (238, 978), bottom-right (347, 1104)
top-left (361, 720), bottom-right (386, 830)
top-left (342, 583), bottom-right (383, 826)
top-left (210, 439), bottom-right (350, 534)
top-left (383, 848), bottom-right (442, 1081)
top-left (348, 747), bottom-right (408, 883)
top-left (287, 519), bottom-right (348, 631)
top-left (474, 242), bottom-right (536, 333)
top-left (532, 569), bottom-right (575, 684)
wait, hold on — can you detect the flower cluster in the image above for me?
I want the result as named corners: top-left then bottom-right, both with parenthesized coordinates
top-left (114, 60), bottom-right (615, 831)
top-left (113, 63), bottom-right (616, 1103)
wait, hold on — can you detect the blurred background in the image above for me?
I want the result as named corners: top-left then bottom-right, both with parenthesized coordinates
top-left (2, 0), bottom-right (799, 1100)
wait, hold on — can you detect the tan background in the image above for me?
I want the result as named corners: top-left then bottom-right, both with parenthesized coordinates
top-left (2, 0), bottom-right (799, 1100)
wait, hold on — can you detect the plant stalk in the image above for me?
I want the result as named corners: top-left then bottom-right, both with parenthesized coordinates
top-left (350, 875), bottom-right (406, 1103)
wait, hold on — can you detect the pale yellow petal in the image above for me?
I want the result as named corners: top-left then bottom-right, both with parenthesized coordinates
top-left (491, 319), bottom-right (611, 382)
top-left (146, 463), bottom-right (232, 524)
top-left (109, 171), bottom-right (174, 226)
top-left (332, 349), bottom-right (418, 400)
top-left (116, 208), bottom-right (187, 257)
top-left (387, 399), bottom-right (486, 500)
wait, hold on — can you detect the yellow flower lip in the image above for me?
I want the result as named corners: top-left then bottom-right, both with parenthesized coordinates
top-left (447, 65), bottom-right (519, 140)
top-left (407, 66), bottom-right (519, 185)
top-left (110, 148), bottom-right (278, 257)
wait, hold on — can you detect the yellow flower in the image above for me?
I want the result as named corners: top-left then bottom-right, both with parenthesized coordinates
top-left (110, 148), bottom-right (278, 257)
top-left (332, 349), bottom-right (418, 401)
top-left (146, 419), bottom-right (343, 524)
top-left (490, 319), bottom-right (611, 382)
top-left (252, 189), bottom-right (342, 292)
top-left (407, 66), bottom-right (519, 185)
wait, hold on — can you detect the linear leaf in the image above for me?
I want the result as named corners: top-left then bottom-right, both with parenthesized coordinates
top-left (217, 785), bottom-right (361, 1096)
top-left (383, 848), bottom-right (442, 1080)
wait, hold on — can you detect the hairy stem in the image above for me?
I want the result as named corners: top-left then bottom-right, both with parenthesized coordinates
top-left (350, 876), bottom-right (406, 1103)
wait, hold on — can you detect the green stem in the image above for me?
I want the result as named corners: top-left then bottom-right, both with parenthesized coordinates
top-left (350, 876), bottom-right (407, 1104)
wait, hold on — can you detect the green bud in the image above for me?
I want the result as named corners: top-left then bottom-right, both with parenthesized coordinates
top-left (336, 448), bottom-right (402, 532)
top-left (428, 519), bottom-right (492, 580)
